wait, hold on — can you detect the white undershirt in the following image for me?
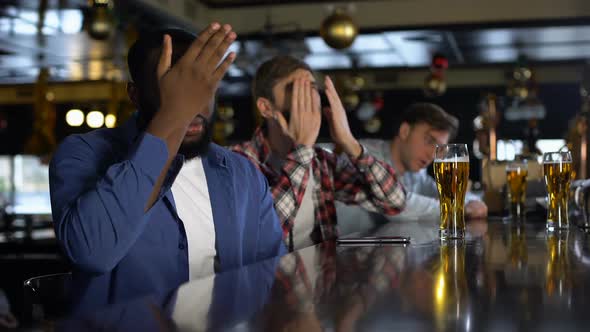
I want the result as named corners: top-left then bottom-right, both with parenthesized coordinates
top-left (292, 165), bottom-right (316, 250)
top-left (269, 154), bottom-right (316, 250)
top-left (171, 157), bottom-right (216, 280)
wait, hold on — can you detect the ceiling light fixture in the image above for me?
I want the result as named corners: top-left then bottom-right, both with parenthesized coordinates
top-left (66, 109), bottom-right (84, 127)
top-left (105, 114), bottom-right (117, 128)
top-left (320, 8), bottom-right (358, 50)
top-left (86, 110), bottom-right (104, 128)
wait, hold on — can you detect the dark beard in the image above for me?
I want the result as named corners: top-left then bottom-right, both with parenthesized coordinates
top-left (178, 116), bottom-right (211, 160)
top-left (283, 110), bottom-right (292, 124)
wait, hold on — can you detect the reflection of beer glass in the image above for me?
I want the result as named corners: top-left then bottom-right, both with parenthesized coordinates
top-left (543, 152), bottom-right (573, 231)
top-left (545, 231), bottom-right (571, 303)
top-left (434, 144), bottom-right (470, 240)
top-left (508, 226), bottom-right (528, 268)
top-left (506, 160), bottom-right (528, 220)
top-left (434, 241), bottom-right (469, 332)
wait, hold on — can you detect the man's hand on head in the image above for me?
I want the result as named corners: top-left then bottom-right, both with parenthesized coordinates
top-left (155, 22), bottom-right (237, 133)
top-left (323, 76), bottom-right (361, 159)
top-left (286, 78), bottom-right (321, 147)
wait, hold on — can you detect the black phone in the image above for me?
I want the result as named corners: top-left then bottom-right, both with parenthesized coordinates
top-left (336, 236), bottom-right (411, 246)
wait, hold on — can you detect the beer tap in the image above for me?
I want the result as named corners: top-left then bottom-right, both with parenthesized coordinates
top-left (566, 80), bottom-right (590, 181)
top-left (487, 94), bottom-right (498, 161)
top-left (582, 69), bottom-right (590, 180)
top-left (474, 94), bottom-right (504, 214)
top-left (578, 113), bottom-right (587, 180)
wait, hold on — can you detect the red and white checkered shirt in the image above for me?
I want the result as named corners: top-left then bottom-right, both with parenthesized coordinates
top-left (231, 127), bottom-right (406, 249)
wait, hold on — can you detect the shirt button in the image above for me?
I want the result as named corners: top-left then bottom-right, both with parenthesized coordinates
top-left (178, 243), bottom-right (185, 250)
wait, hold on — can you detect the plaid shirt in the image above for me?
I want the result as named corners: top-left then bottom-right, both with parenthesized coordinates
top-left (231, 128), bottom-right (406, 248)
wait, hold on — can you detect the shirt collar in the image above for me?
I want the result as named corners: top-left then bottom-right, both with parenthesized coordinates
top-left (251, 126), bottom-right (273, 165)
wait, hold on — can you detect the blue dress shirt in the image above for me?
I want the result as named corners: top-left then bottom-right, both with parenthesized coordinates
top-left (49, 116), bottom-right (286, 313)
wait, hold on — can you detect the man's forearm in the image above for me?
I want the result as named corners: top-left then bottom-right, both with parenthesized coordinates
top-left (144, 110), bottom-right (188, 211)
top-left (50, 134), bottom-right (173, 273)
top-left (350, 152), bottom-right (407, 214)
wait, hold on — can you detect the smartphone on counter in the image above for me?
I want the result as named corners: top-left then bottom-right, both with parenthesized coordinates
top-left (336, 236), bottom-right (411, 246)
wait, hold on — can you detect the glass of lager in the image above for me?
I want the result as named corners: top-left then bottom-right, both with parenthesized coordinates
top-left (434, 144), bottom-right (470, 240)
top-left (506, 160), bottom-right (528, 220)
top-left (543, 151), bottom-right (573, 231)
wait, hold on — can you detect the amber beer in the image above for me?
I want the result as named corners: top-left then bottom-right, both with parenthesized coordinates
top-left (507, 168), bottom-right (528, 204)
top-left (544, 161), bottom-right (572, 229)
top-left (506, 164), bottom-right (528, 219)
top-left (434, 158), bottom-right (469, 239)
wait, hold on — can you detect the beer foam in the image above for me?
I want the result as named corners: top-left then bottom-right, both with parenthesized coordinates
top-left (506, 165), bottom-right (526, 171)
top-left (434, 156), bottom-right (470, 163)
top-left (543, 160), bottom-right (572, 164)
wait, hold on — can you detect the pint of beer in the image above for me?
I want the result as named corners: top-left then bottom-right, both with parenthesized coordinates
top-left (543, 152), bottom-right (573, 230)
top-left (506, 160), bottom-right (528, 219)
top-left (434, 144), bottom-right (470, 240)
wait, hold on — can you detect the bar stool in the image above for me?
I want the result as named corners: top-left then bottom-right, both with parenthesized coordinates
top-left (22, 272), bottom-right (71, 324)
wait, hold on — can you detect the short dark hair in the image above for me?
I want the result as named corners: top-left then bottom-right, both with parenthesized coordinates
top-left (127, 28), bottom-right (195, 86)
top-left (399, 103), bottom-right (459, 140)
top-left (252, 55), bottom-right (312, 102)
top-left (127, 28), bottom-right (196, 126)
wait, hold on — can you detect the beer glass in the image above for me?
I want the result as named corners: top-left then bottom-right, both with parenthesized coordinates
top-left (434, 144), bottom-right (470, 240)
top-left (506, 160), bottom-right (528, 220)
top-left (543, 152), bottom-right (573, 231)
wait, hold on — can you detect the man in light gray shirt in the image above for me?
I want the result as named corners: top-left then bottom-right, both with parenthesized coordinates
top-left (336, 103), bottom-right (487, 235)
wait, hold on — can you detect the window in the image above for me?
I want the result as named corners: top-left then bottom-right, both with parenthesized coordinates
top-left (0, 156), bottom-right (10, 205)
top-left (535, 139), bottom-right (567, 155)
top-left (496, 140), bottom-right (524, 161)
top-left (3, 155), bottom-right (51, 215)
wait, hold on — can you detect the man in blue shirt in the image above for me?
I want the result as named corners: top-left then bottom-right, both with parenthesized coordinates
top-left (49, 23), bottom-right (286, 312)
